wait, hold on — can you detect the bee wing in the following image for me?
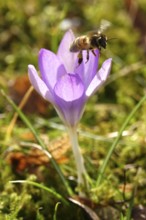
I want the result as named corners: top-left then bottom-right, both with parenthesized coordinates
top-left (86, 30), bottom-right (100, 37)
top-left (86, 20), bottom-right (111, 36)
top-left (98, 19), bottom-right (111, 33)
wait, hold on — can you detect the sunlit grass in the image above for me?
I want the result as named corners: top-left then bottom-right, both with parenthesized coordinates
top-left (1, 0), bottom-right (146, 219)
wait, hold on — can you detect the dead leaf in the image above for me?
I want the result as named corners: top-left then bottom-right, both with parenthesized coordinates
top-left (69, 197), bottom-right (100, 220)
top-left (9, 74), bottom-right (50, 115)
top-left (6, 135), bottom-right (70, 173)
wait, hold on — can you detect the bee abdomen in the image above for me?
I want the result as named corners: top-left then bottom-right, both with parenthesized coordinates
top-left (69, 36), bottom-right (90, 52)
top-left (69, 39), bottom-right (80, 52)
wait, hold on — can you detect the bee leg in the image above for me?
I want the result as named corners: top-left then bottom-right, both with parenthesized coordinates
top-left (77, 51), bottom-right (83, 65)
top-left (85, 50), bottom-right (89, 63)
top-left (91, 49), bottom-right (96, 56)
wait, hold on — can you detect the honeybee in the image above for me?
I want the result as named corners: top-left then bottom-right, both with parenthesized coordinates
top-left (69, 21), bottom-right (110, 65)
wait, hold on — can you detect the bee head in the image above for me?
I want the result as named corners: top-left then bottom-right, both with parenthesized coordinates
top-left (91, 34), bottom-right (107, 49)
top-left (98, 35), bottom-right (107, 49)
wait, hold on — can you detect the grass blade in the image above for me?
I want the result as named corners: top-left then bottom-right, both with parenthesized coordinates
top-left (11, 180), bottom-right (68, 205)
top-left (1, 89), bottom-right (73, 195)
top-left (97, 94), bottom-right (146, 185)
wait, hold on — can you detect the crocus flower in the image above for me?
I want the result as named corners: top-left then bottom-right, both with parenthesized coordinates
top-left (28, 30), bottom-right (112, 191)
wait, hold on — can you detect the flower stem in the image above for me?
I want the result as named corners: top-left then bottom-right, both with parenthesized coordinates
top-left (68, 126), bottom-right (87, 193)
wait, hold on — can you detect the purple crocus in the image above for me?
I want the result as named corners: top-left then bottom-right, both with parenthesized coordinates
top-left (28, 30), bottom-right (112, 128)
top-left (28, 30), bottom-right (112, 191)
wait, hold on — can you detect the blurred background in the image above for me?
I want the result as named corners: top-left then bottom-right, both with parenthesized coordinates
top-left (0, 0), bottom-right (146, 113)
top-left (0, 0), bottom-right (146, 219)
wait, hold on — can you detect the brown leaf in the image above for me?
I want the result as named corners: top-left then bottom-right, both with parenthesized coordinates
top-left (69, 197), bottom-right (100, 220)
top-left (6, 135), bottom-right (70, 173)
top-left (9, 74), bottom-right (50, 115)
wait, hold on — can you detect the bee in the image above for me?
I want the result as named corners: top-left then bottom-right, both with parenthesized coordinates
top-left (69, 21), bottom-right (110, 65)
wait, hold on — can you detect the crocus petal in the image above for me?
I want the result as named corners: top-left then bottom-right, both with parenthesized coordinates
top-left (53, 74), bottom-right (85, 126)
top-left (75, 50), bottom-right (99, 88)
top-left (83, 49), bottom-right (99, 85)
top-left (39, 49), bottom-right (66, 90)
top-left (28, 65), bottom-right (54, 103)
top-left (56, 98), bottom-right (86, 127)
top-left (57, 30), bottom-right (78, 73)
top-left (85, 58), bottom-right (112, 97)
top-left (54, 73), bottom-right (84, 101)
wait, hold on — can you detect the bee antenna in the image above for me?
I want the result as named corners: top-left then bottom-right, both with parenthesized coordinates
top-left (107, 37), bottom-right (117, 41)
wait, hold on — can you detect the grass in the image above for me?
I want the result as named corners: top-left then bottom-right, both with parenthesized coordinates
top-left (1, 0), bottom-right (146, 219)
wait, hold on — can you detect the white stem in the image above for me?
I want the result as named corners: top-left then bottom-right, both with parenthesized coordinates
top-left (68, 126), bottom-right (87, 189)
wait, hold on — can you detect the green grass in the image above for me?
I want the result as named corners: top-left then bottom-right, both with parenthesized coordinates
top-left (1, 0), bottom-right (146, 219)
